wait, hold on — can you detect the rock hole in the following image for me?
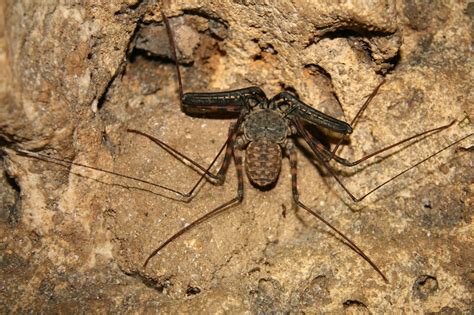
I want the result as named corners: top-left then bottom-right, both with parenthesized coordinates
top-left (4, 170), bottom-right (20, 193)
top-left (304, 64), bottom-right (331, 80)
top-left (248, 266), bottom-right (261, 274)
top-left (253, 42), bottom-right (278, 61)
top-left (319, 28), bottom-right (360, 40)
top-left (343, 299), bottom-right (369, 312)
top-left (0, 158), bottom-right (21, 226)
top-left (261, 43), bottom-right (277, 55)
top-left (186, 286), bottom-right (201, 296)
top-left (413, 275), bottom-right (438, 299)
top-left (383, 51), bottom-right (401, 73)
top-left (422, 198), bottom-right (432, 209)
top-left (279, 83), bottom-right (299, 98)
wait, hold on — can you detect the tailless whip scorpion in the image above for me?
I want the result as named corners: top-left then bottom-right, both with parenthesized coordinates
top-left (14, 9), bottom-right (472, 283)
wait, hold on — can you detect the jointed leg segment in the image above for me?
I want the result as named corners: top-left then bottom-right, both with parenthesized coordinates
top-left (288, 145), bottom-right (388, 282)
top-left (143, 143), bottom-right (245, 268)
top-left (127, 115), bottom-right (245, 201)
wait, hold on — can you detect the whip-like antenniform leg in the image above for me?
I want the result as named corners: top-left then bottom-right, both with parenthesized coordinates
top-left (143, 143), bottom-right (245, 268)
top-left (288, 145), bottom-right (389, 282)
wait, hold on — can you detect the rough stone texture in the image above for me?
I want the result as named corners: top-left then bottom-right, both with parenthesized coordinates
top-left (1, 0), bottom-right (472, 313)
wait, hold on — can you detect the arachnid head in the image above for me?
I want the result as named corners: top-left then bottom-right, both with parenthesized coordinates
top-left (243, 109), bottom-right (288, 143)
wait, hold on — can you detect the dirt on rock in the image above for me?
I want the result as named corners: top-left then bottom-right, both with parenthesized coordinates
top-left (1, 1), bottom-right (472, 313)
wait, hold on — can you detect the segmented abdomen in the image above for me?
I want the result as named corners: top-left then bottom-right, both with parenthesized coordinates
top-left (245, 138), bottom-right (282, 187)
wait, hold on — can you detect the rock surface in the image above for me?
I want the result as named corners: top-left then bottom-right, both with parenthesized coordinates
top-left (1, 0), bottom-right (472, 313)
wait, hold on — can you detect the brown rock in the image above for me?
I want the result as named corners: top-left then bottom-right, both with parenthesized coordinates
top-left (1, 1), bottom-right (472, 313)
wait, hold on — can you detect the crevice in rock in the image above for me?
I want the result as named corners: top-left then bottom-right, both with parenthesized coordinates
top-left (181, 8), bottom-right (229, 32)
top-left (96, 26), bottom-right (138, 111)
top-left (0, 153), bottom-right (22, 226)
top-left (125, 270), bottom-right (174, 293)
top-left (343, 299), bottom-right (369, 310)
top-left (96, 69), bottom-right (123, 111)
top-left (95, 8), bottom-right (149, 112)
top-left (310, 27), bottom-right (401, 74)
top-left (382, 51), bottom-right (401, 74)
top-left (132, 12), bottom-right (227, 63)
top-left (0, 131), bottom-right (34, 147)
top-left (304, 64), bottom-right (331, 79)
top-left (302, 64), bottom-right (346, 120)
top-left (317, 26), bottom-right (394, 41)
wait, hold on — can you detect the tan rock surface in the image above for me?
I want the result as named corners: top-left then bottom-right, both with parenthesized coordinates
top-left (1, 1), bottom-right (472, 313)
